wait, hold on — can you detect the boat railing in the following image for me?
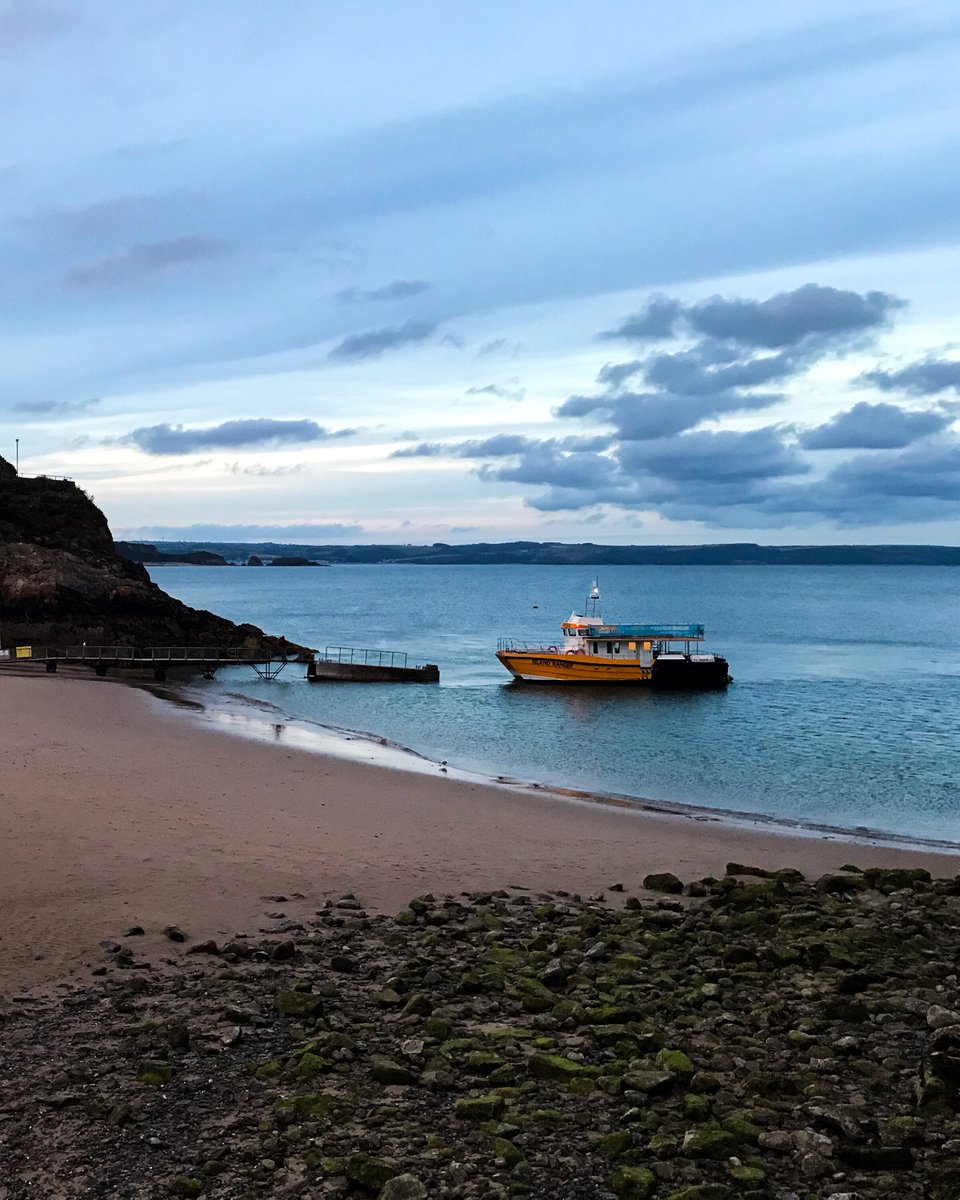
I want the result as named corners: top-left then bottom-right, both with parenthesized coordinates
top-left (320, 645), bottom-right (409, 669)
top-left (583, 622), bottom-right (705, 640)
top-left (497, 638), bottom-right (565, 653)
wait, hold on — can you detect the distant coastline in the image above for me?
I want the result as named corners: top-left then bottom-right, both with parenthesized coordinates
top-left (116, 539), bottom-right (960, 566)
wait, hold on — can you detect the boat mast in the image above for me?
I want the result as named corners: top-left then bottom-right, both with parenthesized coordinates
top-left (586, 579), bottom-right (601, 620)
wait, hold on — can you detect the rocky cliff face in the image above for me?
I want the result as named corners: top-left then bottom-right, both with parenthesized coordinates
top-left (0, 458), bottom-right (301, 652)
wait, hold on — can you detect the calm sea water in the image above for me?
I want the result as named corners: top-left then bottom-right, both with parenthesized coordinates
top-left (150, 563), bottom-right (960, 844)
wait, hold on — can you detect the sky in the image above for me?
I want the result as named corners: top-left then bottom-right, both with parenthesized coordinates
top-left (1, 1), bottom-right (960, 545)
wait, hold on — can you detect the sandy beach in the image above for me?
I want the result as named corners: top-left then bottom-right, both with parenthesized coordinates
top-left (1, 670), bottom-right (957, 995)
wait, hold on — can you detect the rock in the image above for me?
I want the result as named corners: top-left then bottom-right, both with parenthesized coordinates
top-left (928, 1004), bottom-right (960, 1029)
top-left (608, 1165), bottom-right (656, 1199)
top-left (163, 925), bottom-right (187, 943)
top-left (123, 926), bottom-right (145, 937)
top-left (378, 1175), bottom-right (428, 1200)
top-left (370, 1057), bottom-right (419, 1086)
top-left (621, 1069), bottom-right (673, 1095)
top-left (682, 1123), bottom-right (737, 1158)
top-left (271, 939), bottom-right (296, 961)
top-left (837, 1144), bottom-right (915, 1170)
top-left (455, 1094), bottom-right (505, 1120)
top-left (274, 990), bottom-right (322, 1017)
top-left (528, 1053), bottom-right (591, 1082)
top-left (346, 1152), bottom-right (398, 1193)
top-left (167, 1178), bottom-right (202, 1198)
top-left (643, 872), bottom-right (684, 894)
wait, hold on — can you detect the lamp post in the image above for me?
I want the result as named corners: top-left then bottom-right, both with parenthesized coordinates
top-left (15, 438), bottom-right (18, 474)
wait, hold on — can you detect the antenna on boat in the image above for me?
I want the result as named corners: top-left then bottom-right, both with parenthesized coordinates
top-left (586, 578), bottom-right (601, 620)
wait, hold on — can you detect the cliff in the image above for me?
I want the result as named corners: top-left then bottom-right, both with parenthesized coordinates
top-left (0, 458), bottom-right (302, 652)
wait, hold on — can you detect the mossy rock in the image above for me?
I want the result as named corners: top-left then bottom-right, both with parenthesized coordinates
top-left (643, 872), bottom-right (683, 894)
top-left (727, 1164), bottom-right (765, 1185)
top-left (598, 1130), bottom-right (634, 1156)
top-left (371, 1057), bottom-right (419, 1086)
top-left (401, 992), bottom-right (432, 1016)
top-left (275, 990), bottom-right (322, 1017)
top-left (292, 1052), bottom-right (328, 1081)
top-left (683, 1092), bottom-right (712, 1120)
top-left (455, 1094), bottom-right (506, 1120)
top-left (255, 1059), bottom-right (281, 1079)
top-left (508, 976), bottom-right (557, 1012)
top-left (682, 1122), bottom-right (737, 1158)
top-left (608, 1165), bottom-right (656, 1199)
top-left (621, 1069), bottom-right (673, 1095)
top-left (491, 1136), bottom-right (525, 1168)
top-left (467, 1051), bottom-right (506, 1076)
top-left (137, 1061), bottom-right (173, 1086)
top-left (345, 1152), bottom-right (398, 1192)
top-left (424, 1016), bottom-right (452, 1040)
top-left (657, 1048), bottom-right (694, 1077)
top-left (167, 1179), bottom-right (202, 1198)
top-left (528, 1053), bottom-right (590, 1082)
top-left (275, 1093), bottom-right (336, 1118)
top-left (528, 1108), bottom-right (563, 1123)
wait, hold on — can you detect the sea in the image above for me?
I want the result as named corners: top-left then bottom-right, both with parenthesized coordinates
top-left (149, 563), bottom-right (960, 847)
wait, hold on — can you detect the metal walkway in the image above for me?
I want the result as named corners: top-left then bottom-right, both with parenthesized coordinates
top-left (0, 645), bottom-right (291, 680)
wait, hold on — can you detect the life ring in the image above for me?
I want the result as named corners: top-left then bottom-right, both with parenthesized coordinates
top-left (547, 645), bottom-right (558, 652)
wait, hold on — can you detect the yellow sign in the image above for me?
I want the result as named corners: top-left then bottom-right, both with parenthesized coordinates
top-left (15, 646), bottom-right (32, 659)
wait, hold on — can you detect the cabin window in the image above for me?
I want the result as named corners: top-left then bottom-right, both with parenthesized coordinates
top-left (614, 642), bottom-right (621, 654)
top-left (606, 641), bottom-right (613, 654)
top-left (628, 642), bottom-right (636, 650)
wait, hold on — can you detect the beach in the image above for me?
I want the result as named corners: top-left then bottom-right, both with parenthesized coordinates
top-left (1, 670), bottom-right (958, 995)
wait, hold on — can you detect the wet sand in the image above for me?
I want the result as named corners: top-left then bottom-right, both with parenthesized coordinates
top-left (1, 671), bottom-right (957, 993)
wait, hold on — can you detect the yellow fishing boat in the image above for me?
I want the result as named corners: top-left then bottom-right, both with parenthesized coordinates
top-left (496, 582), bottom-right (731, 688)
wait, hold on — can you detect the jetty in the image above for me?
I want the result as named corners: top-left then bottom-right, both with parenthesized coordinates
top-left (308, 645), bottom-right (439, 683)
top-left (0, 645), bottom-right (292, 681)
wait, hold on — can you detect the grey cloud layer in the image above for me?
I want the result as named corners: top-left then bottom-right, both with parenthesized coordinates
top-left (327, 320), bottom-right (437, 362)
top-left (63, 236), bottom-right (229, 290)
top-left (123, 418), bottom-right (356, 455)
top-left (860, 359), bottom-right (960, 396)
top-left (409, 283), bottom-right (960, 526)
top-left (336, 280), bottom-right (431, 303)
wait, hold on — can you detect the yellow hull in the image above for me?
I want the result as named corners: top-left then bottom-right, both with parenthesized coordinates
top-left (496, 650), bottom-right (653, 684)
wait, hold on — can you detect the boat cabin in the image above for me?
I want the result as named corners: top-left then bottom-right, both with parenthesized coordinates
top-left (560, 615), bottom-right (706, 666)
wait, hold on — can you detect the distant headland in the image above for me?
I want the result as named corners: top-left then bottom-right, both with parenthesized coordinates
top-left (115, 539), bottom-right (960, 566)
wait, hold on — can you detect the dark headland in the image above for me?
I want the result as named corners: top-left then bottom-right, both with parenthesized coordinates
top-left (116, 539), bottom-right (960, 566)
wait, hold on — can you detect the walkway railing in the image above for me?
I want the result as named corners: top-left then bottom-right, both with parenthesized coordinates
top-left (320, 645), bottom-right (409, 669)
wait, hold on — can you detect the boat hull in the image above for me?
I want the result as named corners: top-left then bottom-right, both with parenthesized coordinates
top-left (496, 650), bottom-right (730, 688)
top-left (497, 650), bottom-right (653, 684)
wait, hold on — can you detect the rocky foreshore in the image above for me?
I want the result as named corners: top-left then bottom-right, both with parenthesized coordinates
top-left (2, 864), bottom-right (960, 1200)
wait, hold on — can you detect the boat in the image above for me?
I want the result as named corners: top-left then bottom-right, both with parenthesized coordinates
top-left (495, 582), bottom-right (731, 688)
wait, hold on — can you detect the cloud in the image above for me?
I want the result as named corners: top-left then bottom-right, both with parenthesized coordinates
top-left (685, 284), bottom-right (904, 349)
top-left (226, 462), bottom-right (307, 476)
top-left (327, 319), bottom-right (437, 361)
top-left (603, 284), bottom-right (903, 350)
top-left (860, 358), bottom-right (960, 396)
top-left (465, 383), bottom-right (526, 402)
top-left (460, 281), bottom-right (960, 526)
top-left (800, 401), bottom-right (953, 449)
top-left (336, 279), bottom-right (431, 303)
top-left (560, 389), bottom-right (783, 441)
top-left (601, 295), bottom-right (682, 342)
top-left (560, 284), bottom-right (912, 445)
top-left (12, 397), bottom-right (100, 417)
top-left (596, 360), bottom-right (643, 388)
top-left (122, 418), bottom-right (356, 455)
top-left (392, 434), bottom-right (609, 459)
top-left (63, 236), bottom-right (229, 290)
